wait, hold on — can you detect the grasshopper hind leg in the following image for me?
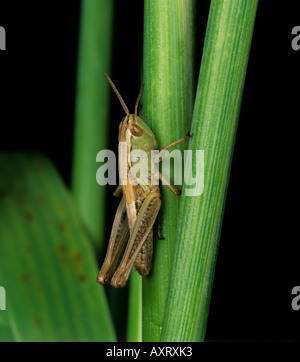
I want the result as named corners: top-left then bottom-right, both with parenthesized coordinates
top-left (97, 197), bottom-right (129, 285)
top-left (134, 229), bottom-right (153, 276)
top-left (110, 190), bottom-right (161, 288)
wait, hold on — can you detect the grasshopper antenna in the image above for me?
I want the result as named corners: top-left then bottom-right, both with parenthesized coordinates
top-left (104, 72), bottom-right (129, 116)
top-left (134, 83), bottom-right (145, 120)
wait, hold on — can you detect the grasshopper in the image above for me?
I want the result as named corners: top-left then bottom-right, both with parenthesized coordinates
top-left (97, 73), bottom-right (190, 288)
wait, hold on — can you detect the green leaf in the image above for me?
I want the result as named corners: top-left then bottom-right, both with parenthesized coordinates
top-left (142, 0), bottom-right (195, 341)
top-left (160, 0), bottom-right (259, 341)
top-left (0, 153), bottom-right (116, 342)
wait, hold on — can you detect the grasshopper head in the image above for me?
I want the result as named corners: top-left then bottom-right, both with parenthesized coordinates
top-left (103, 73), bottom-right (158, 150)
top-left (127, 114), bottom-right (158, 150)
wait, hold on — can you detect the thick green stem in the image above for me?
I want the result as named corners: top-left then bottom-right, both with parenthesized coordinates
top-left (160, 0), bottom-right (258, 341)
top-left (142, 0), bottom-right (195, 342)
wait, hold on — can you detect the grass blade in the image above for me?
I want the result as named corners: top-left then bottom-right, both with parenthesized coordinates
top-left (160, 0), bottom-right (258, 341)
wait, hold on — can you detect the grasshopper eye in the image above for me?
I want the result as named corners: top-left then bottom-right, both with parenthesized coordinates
top-left (129, 123), bottom-right (143, 137)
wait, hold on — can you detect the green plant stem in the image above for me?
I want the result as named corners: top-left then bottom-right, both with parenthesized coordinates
top-left (127, 273), bottom-right (142, 342)
top-left (71, 0), bottom-right (113, 252)
top-left (160, 0), bottom-right (258, 342)
top-left (142, 0), bottom-right (195, 342)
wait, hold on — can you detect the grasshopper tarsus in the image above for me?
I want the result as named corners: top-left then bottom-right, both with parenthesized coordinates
top-left (97, 261), bottom-right (116, 285)
top-left (97, 272), bottom-right (110, 285)
top-left (111, 270), bottom-right (128, 288)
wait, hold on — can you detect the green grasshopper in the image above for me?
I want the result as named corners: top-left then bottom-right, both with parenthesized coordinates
top-left (97, 73), bottom-right (190, 288)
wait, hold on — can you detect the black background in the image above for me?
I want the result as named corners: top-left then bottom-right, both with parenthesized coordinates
top-left (0, 1), bottom-right (299, 341)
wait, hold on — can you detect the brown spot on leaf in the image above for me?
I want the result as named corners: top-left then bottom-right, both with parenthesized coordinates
top-left (21, 274), bottom-right (28, 282)
top-left (58, 244), bottom-right (67, 254)
top-left (24, 211), bottom-right (34, 222)
top-left (57, 244), bottom-right (68, 265)
top-left (34, 318), bottom-right (41, 329)
top-left (58, 223), bottom-right (67, 233)
top-left (73, 251), bottom-right (83, 270)
top-left (78, 275), bottom-right (86, 282)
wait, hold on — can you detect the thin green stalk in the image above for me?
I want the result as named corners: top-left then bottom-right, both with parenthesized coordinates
top-left (72, 0), bottom-right (114, 252)
top-left (127, 273), bottom-right (142, 342)
top-left (142, 0), bottom-right (195, 341)
top-left (160, 0), bottom-right (258, 341)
